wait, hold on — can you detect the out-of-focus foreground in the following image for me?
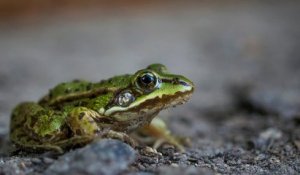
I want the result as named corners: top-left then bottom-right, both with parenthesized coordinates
top-left (0, 1), bottom-right (299, 174)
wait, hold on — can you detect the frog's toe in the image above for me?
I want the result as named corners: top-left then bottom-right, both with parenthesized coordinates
top-left (103, 130), bottom-right (138, 148)
top-left (153, 137), bottom-right (186, 152)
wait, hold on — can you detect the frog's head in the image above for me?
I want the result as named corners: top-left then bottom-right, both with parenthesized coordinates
top-left (104, 64), bottom-right (194, 130)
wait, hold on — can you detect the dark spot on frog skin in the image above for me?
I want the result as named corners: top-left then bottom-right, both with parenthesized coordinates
top-left (49, 91), bottom-right (53, 98)
top-left (86, 83), bottom-right (93, 91)
top-left (173, 77), bottom-right (180, 84)
top-left (43, 134), bottom-right (54, 140)
top-left (64, 88), bottom-right (71, 94)
top-left (89, 120), bottom-right (96, 124)
top-left (75, 129), bottom-right (82, 135)
top-left (93, 129), bottom-right (100, 134)
top-left (107, 79), bottom-right (114, 84)
top-left (94, 117), bottom-right (114, 124)
top-left (89, 94), bottom-right (97, 98)
top-left (73, 101), bottom-right (81, 107)
top-left (12, 122), bottom-right (24, 129)
top-left (75, 88), bottom-right (80, 92)
top-left (78, 112), bottom-right (85, 120)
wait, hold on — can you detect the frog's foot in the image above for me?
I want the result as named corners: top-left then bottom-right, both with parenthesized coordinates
top-left (135, 118), bottom-right (189, 152)
top-left (152, 136), bottom-right (191, 152)
top-left (102, 130), bottom-right (137, 148)
top-left (66, 108), bottom-right (137, 148)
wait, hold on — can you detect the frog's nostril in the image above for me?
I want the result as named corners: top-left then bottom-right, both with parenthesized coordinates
top-left (171, 77), bottom-right (179, 84)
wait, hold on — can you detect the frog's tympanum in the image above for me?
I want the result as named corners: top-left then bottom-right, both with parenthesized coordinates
top-left (10, 64), bottom-right (194, 153)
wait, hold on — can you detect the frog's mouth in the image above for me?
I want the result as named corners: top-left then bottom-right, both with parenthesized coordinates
top-left (141, 90), bottom-right (193, 111)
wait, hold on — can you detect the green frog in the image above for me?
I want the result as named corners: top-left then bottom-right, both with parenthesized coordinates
top-left (10, 64), bottom-right (194, 153)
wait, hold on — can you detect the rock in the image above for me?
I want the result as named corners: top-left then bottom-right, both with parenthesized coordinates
top-left (251, 128), bottom-right (283, 151)
top-left (242, 87), bottom-right (300, 119)
top-left (44, 139), bottom-right (136, 175)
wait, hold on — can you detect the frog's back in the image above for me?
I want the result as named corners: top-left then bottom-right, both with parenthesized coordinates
top-left (38, 80), bottom-right (87, 106)
top-left (39, 75), bottom-right (132, 108)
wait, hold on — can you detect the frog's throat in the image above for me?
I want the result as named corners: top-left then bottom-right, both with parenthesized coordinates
top-left (104, 90), bottom-right (193, 118)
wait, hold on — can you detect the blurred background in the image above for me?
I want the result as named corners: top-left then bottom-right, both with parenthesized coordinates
top-left (0, 0), bottom-right (299, 133)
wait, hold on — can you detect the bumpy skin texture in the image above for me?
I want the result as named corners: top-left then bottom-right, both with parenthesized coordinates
top-left (10, 64), bottom-right (194, 152)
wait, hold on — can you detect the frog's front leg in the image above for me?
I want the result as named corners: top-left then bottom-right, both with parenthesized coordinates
top-left (135, 118), bottom-right (188, 152)
top-left (101, 130), bottom-right (137, 147)
top-left (66, 107), bottom-right (101, 136)
top-left (66, 107), bottom-right (137, 147)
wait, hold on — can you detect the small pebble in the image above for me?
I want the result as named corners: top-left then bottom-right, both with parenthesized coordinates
top-left (187, 157), bottom-right (198, 163)
top-left (31, 158), bottom-right (42, 164)
top-left (42, 157), bottom-right (54, 164)
top-left (269, 156), bottom-right (280, 164)
top-left (259, 128), bottom-right (282, 140)
top-left (19, 162), bottom-right (26, 170)
top-left (171, 163), bottom-right (179, 167)
top-left (140, 146), bottom-right (162, 157)
top-left (294, 140), bottom-right (300, 150)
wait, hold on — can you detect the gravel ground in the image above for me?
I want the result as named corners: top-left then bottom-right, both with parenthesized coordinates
top-left (0, 1), bottom-right (299, 175)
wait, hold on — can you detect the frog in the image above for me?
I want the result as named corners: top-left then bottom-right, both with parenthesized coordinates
top-left (10, 63), bottom-right (194, 153)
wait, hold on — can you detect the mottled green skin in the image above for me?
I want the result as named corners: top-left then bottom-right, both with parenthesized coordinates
top-left (10, 64), bottom-right (194, 152)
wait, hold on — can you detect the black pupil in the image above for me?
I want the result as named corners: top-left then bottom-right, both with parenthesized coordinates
top-left (140, 73), bottom-right (155, 86)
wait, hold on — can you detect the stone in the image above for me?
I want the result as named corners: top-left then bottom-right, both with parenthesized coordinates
top-left (44, 139), bottom-right (136, 175)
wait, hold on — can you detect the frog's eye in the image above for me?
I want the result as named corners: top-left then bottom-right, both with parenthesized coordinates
top-left (136, 72), bottom-right (161, 92)
top-left (116, 91), bottom-right (135, 107)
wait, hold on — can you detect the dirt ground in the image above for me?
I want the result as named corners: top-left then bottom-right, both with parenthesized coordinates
top-left (0, 1), bottom-right (299, 174)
